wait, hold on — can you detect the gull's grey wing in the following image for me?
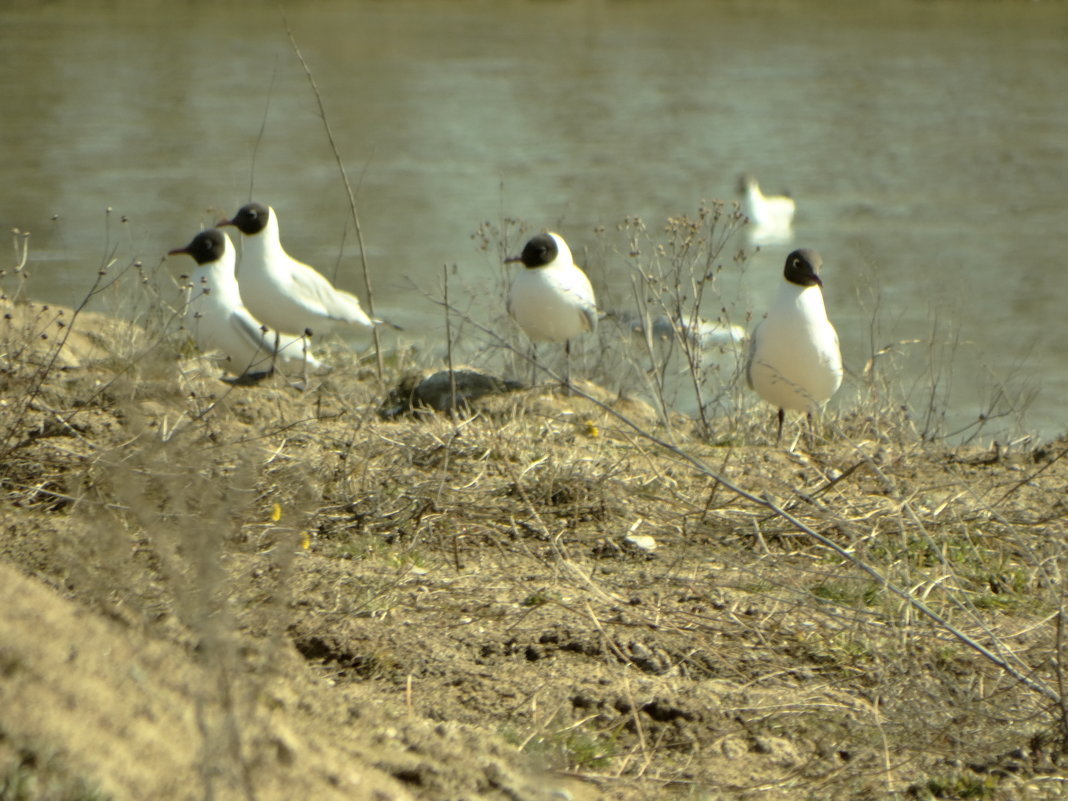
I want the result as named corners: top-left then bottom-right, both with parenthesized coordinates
top-left (286, 261), bottom-right (372, 325)
top-left (578, 302), bottom-right (598, 333)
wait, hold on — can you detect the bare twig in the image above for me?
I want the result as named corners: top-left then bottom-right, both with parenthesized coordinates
top-left (285, 20), bottom-right (384, 380)
top-left (443, 264), bottom-right (457, 411)
top-left (248, 62), bottom-right (278, 203)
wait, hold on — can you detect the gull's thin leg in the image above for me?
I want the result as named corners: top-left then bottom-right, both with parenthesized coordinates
top-left (270, 329), bottom-right (280, 377)
top-left (564, 339), bottom-right (573, 395)
top-left (302, 329), bottom-right (311, 389)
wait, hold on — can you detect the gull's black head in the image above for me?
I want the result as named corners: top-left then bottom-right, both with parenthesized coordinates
top-left (219, 202), bottom-right (269, 235)
top-left (736, 172), bottom-right (757, 194)
top-left (168, 229), bottom-right (227, 265)
top-left (504, 233), bottom-right (558, 269)
top-left (783, 248), bottom-right (823, 288)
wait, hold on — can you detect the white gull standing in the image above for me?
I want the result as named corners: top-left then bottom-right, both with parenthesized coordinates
top-left (218, 202), bottom-right (378, 339)
top-left (505, 232), bottom-right (598, 388)
top-left (168, 228), bottom-right (321, 377)
top-left (746, 248), bottom-right (842, 442)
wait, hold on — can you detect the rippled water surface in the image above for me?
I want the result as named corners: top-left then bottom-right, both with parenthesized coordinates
top-left (2, 0), bottom-right (1066, 438)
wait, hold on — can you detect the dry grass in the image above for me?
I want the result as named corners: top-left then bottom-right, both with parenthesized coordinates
top-left (1, 216), bottom-right (1066, 801)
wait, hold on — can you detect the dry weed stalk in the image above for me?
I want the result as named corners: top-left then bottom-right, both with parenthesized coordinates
top-left (285, 20), bottom-right (384, 381)
top-left (619, 202), bottom-right (750, 437)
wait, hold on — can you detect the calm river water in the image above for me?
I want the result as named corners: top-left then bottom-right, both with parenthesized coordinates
top-left (2, 0), bottom-right (1066, 440)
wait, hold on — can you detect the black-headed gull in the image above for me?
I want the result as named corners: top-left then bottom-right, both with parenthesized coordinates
top-left (628, 314), bottom-right (746, 350)
top-left (746, 248), bottom-right (842, 441)
top-left (168, 229), bottom-right (321, 377)
top-left (737, 173), bottom-right (795, 245)
top-left (505, 232), bottom-right (598, 387)
top-left (218, 202), bottom-right (377, 339)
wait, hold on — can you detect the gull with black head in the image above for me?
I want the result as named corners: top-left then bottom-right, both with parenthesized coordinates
top-left (746, 248), bottom-right (842, 443)
top-left (167, 228), bottom-right (321, 379)
top-left (218, 202), bottom-right (380, 341)
top-left (505, 231), bottom-right (598, 389)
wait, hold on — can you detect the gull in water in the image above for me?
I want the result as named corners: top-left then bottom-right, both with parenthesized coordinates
top-left (168, 229), bottom-right (321, 378)
top-left (746, 248), bottom-right (842, 442)
top-left (628, 314), bottom-right (746, 351)
top-left (218, 202), bottom-right (381, 339)
top-left (505, 232), bottom-right (598, 388)
top-left (737, 173), bottom-right (795, 246)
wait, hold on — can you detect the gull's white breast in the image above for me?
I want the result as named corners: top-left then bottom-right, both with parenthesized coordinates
top-left (747, 284), bottom-right (842, 412)
top-left (508, 262), bottom-right (597, 344)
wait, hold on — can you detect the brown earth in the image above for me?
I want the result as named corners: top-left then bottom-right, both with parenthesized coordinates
top-left (1, 299), bottom-right (1067, 801)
